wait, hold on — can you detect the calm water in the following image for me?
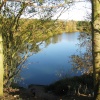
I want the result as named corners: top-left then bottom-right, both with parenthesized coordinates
top-left (19, 32), bottom-right (85, 87)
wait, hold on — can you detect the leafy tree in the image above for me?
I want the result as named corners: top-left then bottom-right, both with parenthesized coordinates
top-left (0, 0), bottom-right (73, 97)
top-left (0, 1), bottom-right (28, 96)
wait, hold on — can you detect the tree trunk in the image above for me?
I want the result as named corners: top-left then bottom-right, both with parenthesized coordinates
top-left (92, 0), bottom-right (100, 99)
top-left (0, 34), bottom-right (4, 97)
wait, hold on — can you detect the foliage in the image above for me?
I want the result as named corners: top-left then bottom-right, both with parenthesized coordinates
top-left (2, 16), bottom-right (92, 87)
top-left (65, 20), bottom-right (77, 32)
top-left (0, 2), bottom-right (31, 87)
top-left (70, 32), bottom-right (92, 74)
top-left (19, 19), bottom-right (91, 36)
top-left (77, 21), bottom-right (91, 33)
top-left (0, 0), bottom-right (92, 97)
top-left (0, 0), bottom-right (72, 88)
top-left (70, 22), bottom-right (93, 74)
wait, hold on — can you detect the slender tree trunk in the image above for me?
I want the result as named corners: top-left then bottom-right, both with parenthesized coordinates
top-left (92, 0), bottom-right (100, 99)
top-left (0, 34), bottom-right (4, 97)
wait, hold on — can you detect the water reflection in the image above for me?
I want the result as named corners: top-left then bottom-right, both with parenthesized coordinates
top-left (19, 32), bottom-right (83, 87)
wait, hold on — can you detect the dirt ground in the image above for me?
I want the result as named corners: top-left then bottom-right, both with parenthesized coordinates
top-left (1, 85), bottom-right (94, 100)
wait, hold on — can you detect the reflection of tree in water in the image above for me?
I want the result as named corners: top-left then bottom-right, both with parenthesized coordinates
top-left (45, 34), bottom-right (63, 47)
top-left (44, 33), bottom-right (77, 47)
top-left (45, 38), bottom-right (51, 47)
top-left (51, 35), bottom-right (59, 44)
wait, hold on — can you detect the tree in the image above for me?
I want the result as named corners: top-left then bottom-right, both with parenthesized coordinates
top-left (68, 0), bottom-right (100, 99)
top-left (92, 0), bottom-right (100, 99)
top-left (0, 0), bottom-right (73, 97)
top-left (2, 0), bottom-right (97, 98)
top-left (72, 0), bottom-right (100, 99)
top-left (0, 1), bottom-right (27, 96)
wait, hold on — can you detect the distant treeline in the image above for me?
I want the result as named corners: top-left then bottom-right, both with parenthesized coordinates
top-left (76, 21), bottom-right (91, 33)
top-left (18, 19), bottom-right (91, 43)
top-left (62, 20), bottom-right (91, 33)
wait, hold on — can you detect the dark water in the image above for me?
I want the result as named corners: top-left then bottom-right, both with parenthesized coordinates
top-left (19, 32), bottom-right (85, 87)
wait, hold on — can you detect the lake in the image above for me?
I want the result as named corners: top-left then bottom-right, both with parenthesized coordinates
top-left (19, 32), bottom-right (85, 87)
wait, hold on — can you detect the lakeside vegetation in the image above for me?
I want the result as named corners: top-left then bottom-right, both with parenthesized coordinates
top-left (19, 19), bottom-right (91, 42)
top-left (18, 19), bottom-right (93, 97)
top-left (1, 18), bottom-right (94, 100)
top-left (10, 19), bottom-right (92, 85)
top-left (2, 17), bottom-right (91, 90)
top-left (16, 19), bottom-right (93, 95)
top-left (1, 15), bottom-right (92, 99)
top-left (0, 0), bottom-right (100, 99)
